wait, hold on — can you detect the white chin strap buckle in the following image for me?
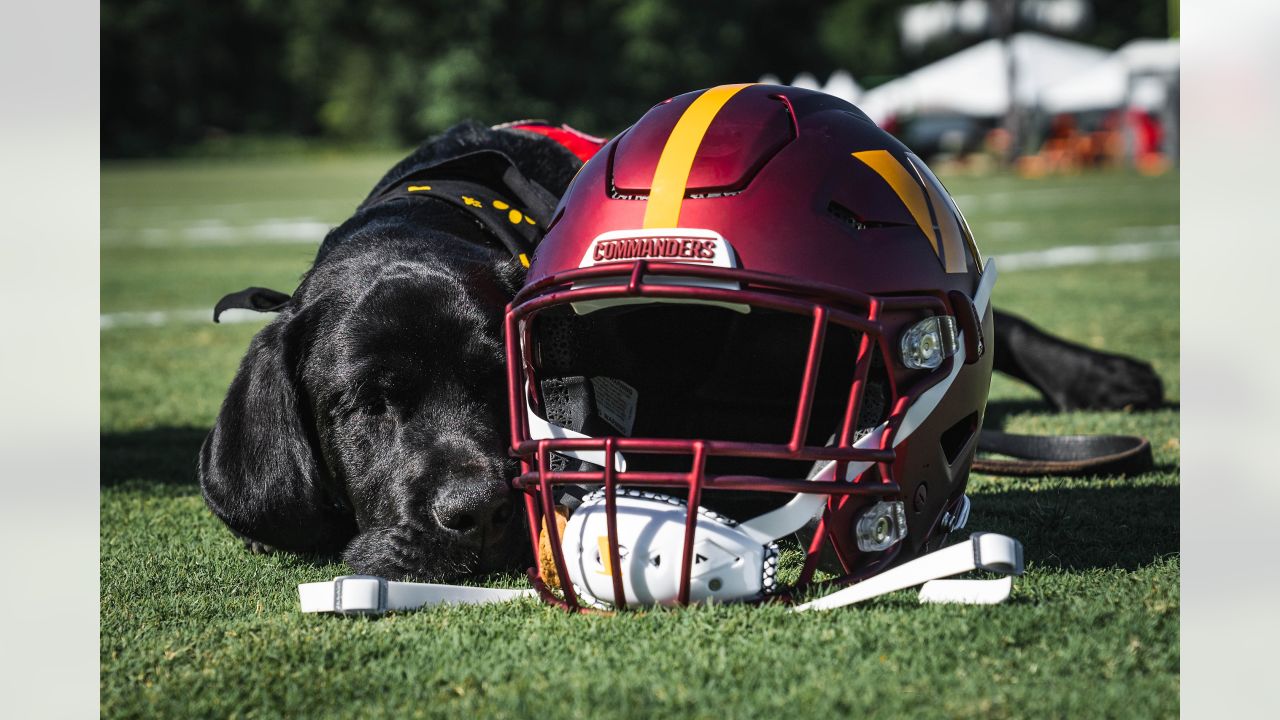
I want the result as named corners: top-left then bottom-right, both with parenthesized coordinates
top-left (792, 532), bottom-right (1024, 611)
top-left (298, 576), bottom-right (535, 614)
top-left (561, 489), bottom-right (779, 608)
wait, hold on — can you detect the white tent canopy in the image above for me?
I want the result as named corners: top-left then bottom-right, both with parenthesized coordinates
top-left (821, 70), bottom-right (863, 103)
top-left (1040, 38), bottom-right (1179, 113)
top-left (758, 70), bottom-right (864, 104)
top-left (1117, 37), bottom-right (1179, 74)
top-left (790, 72), bottom-right (822, 91)
top-left (857, 32), bottom-right (1110, 124)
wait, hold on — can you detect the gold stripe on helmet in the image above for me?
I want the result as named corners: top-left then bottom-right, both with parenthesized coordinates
top-left (852, 150), bottom-right (940, 258)
top-left (643, 84), bottom-right (754, 228)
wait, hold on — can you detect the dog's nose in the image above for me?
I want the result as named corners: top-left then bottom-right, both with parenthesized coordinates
top-left (434, 483), bottom-right (513, 545)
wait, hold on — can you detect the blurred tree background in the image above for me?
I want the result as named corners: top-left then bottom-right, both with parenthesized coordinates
top-left (101, 0), bottom-right (1170, 157)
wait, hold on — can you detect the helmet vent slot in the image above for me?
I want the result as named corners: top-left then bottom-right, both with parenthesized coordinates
top-left (940, 412), bottom-right (979, 465)
top-left (544, 204), bottom-right (566, 232)
top-left (827, 201), bottom-right (911, 231)
top-left (608, 177), bottom-right (648, 200)
top-left (607, 176), bottom-right (742, 200)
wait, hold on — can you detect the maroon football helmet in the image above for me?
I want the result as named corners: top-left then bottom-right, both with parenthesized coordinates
top-left (504, 84), bottom-right (996, 611)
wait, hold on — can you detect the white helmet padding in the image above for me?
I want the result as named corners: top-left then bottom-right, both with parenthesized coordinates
top-left (562, 488), bottom-right (779, 608)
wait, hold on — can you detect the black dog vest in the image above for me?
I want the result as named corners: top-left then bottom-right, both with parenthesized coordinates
top-left (213, 141), bottom-right (569, 323)
top-left (361, 149), bottom-right (559, 269)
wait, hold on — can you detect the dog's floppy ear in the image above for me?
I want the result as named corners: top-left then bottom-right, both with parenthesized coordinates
top-left (213, 286), bottom-right (292, 323)
top-left (492, 255), bottom-right (528, 298)
top-left (199, 306), bottom-right (355, 554)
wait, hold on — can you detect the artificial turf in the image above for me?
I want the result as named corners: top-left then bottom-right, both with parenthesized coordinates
top-left (101, 158), bottom-right (1178, 718)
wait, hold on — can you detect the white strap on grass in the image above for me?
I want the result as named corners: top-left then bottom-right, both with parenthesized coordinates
top-left (918, 576), bottom-right (1013, 604)
top-left (298, 575), bottom-right (535, 614)
top-left (792, 532), bottom-right (1023, 611)
top-left (298, 532), bottom-right (1022, 614)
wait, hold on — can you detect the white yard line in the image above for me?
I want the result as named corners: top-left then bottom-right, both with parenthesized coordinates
top-left (102, 218), bottom-right (333, 247)
top-left (99, 308), bottom-right (273, 330)
top-left (996, 238), bottom-right (1179, 272)
top-left (100, 236), bottom-right (1180, 331)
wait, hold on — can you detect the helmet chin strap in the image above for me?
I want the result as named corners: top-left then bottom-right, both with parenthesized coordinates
top-left (296, 262), bottom-right (1017, 615)
top-left (299, 577), bottom-right (535, 614)
top-left (297, 531), bottom-right (1022, 614)
top-left (791, 532), bottom-right (1023, 611)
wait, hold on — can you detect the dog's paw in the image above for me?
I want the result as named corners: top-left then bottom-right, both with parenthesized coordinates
top-left (995, 310), bottom-right (1167, 413)
top-left (229, 527), bottom-right (278, 554)
top-left (241, 537), bottom-right (278, 555)
top-left (343, 526), bottom-right (432, 581)
top-left (342, 525), bottom-right (499, 582)
top-left (1056, 353), bottom-right (1165, 412)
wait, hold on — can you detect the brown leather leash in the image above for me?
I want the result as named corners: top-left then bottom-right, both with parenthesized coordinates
top-left (973, 429), bottom-right (1154, 477)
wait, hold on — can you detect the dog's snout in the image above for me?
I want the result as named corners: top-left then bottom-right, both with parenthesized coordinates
top-left (434, 480), bottom-right (513, 545)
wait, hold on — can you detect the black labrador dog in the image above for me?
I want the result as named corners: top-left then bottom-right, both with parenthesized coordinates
top-left (199, 122), bottom-right (579, 580)
top-left (198, 121), bottom-right (1162, 582)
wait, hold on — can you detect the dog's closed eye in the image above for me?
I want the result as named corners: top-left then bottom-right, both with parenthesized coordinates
top-left (327, 374), bottom-right (406, 420)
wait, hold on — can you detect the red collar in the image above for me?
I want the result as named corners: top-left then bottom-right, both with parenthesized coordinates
top-left (508, 122), bottom-right (608, 162)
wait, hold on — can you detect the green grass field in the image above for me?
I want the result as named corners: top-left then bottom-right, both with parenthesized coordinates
top-left (101, 158), bottom-right (1178, 718)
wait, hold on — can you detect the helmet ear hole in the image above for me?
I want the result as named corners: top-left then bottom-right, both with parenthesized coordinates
top-left (940, 412), bottom-right (980, 466)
